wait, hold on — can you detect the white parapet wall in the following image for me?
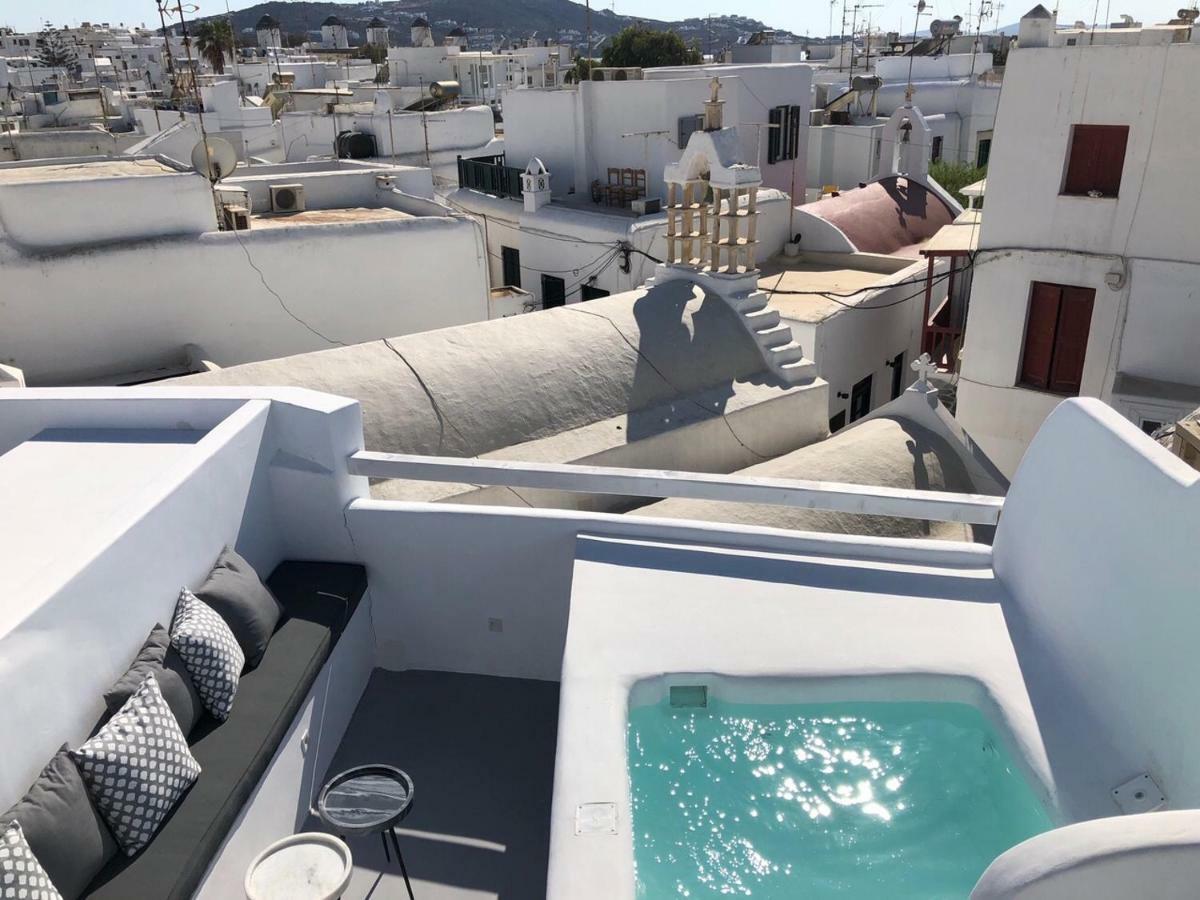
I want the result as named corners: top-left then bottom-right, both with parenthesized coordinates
top-left (0, 162), bottom-right (490, 385)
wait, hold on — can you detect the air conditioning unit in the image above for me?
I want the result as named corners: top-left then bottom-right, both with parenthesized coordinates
top-left (269, 183), bottom-right (305, 213)
top-left (631, 197), bottom-right (662, 216)
top-left (222, 204), bottom-right (250, 231)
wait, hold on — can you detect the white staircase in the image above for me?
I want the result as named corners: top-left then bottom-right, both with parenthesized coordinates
top-left (647, 264), bottom-right (817, 386)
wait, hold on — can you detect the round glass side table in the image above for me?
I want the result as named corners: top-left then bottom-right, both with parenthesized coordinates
top-left (317, 764), bottom-right (416, 900)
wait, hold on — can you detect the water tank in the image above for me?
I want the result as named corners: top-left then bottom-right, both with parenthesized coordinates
top-left (335, 131), bottom-right (378, 160)
top-left (429, 80), bottom-right (461, 100)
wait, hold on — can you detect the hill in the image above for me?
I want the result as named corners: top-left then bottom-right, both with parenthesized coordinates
top-left (206, 1), bottom-right (798, 54)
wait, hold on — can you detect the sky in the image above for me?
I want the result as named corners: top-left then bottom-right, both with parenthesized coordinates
top-left (3, 0), bottom-right (1188, 38)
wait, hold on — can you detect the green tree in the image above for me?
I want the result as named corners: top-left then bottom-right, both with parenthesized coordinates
top-left (569, 57), bottom-right (595, 82)
top-left (601, 25), bottom-right (701, 69)
top-left (193, 20), bottom-right (234, 75)
top-left (929, 159), bottom-right (986, 208)
top-left (359, 42), bottom-right (387, 65)
top-left (36, 26), bottom-right (78, 69)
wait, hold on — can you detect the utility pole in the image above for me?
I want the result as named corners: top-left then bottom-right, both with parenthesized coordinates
top-left (585, 0), bottom-right (592, 73)
top-left (419, 75), bottom-right (431, 168)
top-left (969, 0), bottom-right (992, 76)
top-left (839, 1), bottom-right (849, 69)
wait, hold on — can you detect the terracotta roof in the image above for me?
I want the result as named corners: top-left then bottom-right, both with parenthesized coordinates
top-left (804, 176), bottom-right (957, 256)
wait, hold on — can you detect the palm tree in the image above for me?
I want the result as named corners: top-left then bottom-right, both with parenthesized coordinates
top-left (193, 20), bottom-right (233, 75)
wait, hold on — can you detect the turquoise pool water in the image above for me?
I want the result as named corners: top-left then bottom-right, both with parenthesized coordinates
top-left (628, 699), bottom-right (1053, 898)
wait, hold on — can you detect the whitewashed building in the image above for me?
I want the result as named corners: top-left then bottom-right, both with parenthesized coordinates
top-left (956, 9), bottom-right (1200, 475)
top-left (0, 156), bottom-right (491, 386)
top-left (807, 52), bottom-right (1001, 195)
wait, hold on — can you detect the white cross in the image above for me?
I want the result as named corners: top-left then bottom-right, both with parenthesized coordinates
top-left (910, 352), bottom-right (936, 386)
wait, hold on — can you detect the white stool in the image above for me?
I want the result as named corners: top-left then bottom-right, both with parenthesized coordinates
top-left (245, 832), bottom-right (352, 900)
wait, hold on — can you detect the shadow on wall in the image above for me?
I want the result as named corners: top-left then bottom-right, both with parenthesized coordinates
top-left (900, 416), bottom-right (995, 543)
top-left (625, 279), bottom-right (776, 443)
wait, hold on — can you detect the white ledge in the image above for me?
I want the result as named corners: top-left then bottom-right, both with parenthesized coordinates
top-left (346, 452), bottom-right (1004, 525)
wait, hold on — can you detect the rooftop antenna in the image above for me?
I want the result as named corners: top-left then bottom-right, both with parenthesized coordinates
top-left (190, 134), bottom-right (236, 181)
top-left (906, 0), bottom-right (929, 103)
top-left (849, 3), bottom-right (883, 76)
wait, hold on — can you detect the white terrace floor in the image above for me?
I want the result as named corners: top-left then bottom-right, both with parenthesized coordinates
top-left (307, 670), bottom-right (560, 899)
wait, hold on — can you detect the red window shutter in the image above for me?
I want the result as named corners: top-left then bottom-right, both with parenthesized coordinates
top-left (1048, 286), bottom-right (1094, 394)
top-left (1092, 126), bottom-right (1129, 197)
top-left (1020, 282), bottom-right (1061, 390)
top-left (1064, 125), bottom-right (1129, 196)
top-left (1064, 128), bottom-right (1097, 195)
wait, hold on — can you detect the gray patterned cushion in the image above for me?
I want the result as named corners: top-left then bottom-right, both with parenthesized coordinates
top-left (69, 674), bottom-right (201, 856)
top-left (0, 821), bottom-right (61, 900)
top-left (170, 588), bottom-right (244, 721)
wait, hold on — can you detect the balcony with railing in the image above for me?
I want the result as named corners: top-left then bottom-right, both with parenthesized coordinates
top-left (456, 152), bottom-right (523, 199)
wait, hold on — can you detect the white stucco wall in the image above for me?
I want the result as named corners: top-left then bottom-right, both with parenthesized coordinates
top-left (280, 104), bottom-right (494, 161)
top-left (994, 399), bottom-right (1200, 819)
top-left (785, 259), bottom-right (934, 422)
top-left (0, 210), bottom-right (489, 385)
top-left (0, 401), bottom-right (271, 809)
top-left (224, 162), bottom-right (434, 212)
top-left (0, 164), bottom-right (217, 249)
top-left (449, 187), bottom-right (793, 305)
top-left (504, 65), bottom-right (811, 204)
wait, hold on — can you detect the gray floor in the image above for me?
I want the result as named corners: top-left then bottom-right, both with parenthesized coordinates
top-left (307, 670), bottom-right (560, 900)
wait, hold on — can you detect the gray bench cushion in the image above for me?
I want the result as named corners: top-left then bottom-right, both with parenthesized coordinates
top-left (82, 562), bottom-right (365, 900)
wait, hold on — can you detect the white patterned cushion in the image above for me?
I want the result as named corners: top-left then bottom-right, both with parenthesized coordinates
top-left (1, 821), bottom-right (61, 900)
top-left (68, 675), bottom-right (201, 857)
top-left (170, 587), bottom-right (244, 721)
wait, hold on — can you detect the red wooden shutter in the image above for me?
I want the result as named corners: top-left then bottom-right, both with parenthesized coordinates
top-left (1048, 286), bottom-right (1094, 394)
top-left (1063, 128), bottom-right (1096, 195)
top-left (1092, 126), bottom-right (1129, 197)
top-left (1064, 125), bottom-right (1129, 196)
top-left (1020, 282), bottom-right (1061, 390)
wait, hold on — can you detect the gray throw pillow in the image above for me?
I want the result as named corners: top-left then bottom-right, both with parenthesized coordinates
top-left (1, 750), bottom-right (115, 900)
top-left (69, 674), bottom-right (201, 856)
top-left (102, 625), bottom-right (203, 736)
top-left (1, 821), bottom-right (62, 900)
top-left (194, 546), bottom-right (282, 668)
top-left (170, 589), bottom-right (244, 721)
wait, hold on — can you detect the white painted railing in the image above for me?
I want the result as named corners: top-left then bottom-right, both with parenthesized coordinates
top-left (347, 452), bottom-right (1004, 525)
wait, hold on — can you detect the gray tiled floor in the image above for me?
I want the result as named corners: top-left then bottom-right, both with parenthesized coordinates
top-left (306, 669), bottom-right (560, 899)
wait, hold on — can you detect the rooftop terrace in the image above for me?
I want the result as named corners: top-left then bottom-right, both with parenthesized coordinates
top-left (0, 387), bottom-right (1194, 899)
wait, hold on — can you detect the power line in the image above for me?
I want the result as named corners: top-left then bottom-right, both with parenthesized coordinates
top-left (230, 229), bottom-right (347, 346)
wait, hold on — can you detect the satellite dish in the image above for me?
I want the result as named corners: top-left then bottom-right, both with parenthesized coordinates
top-left (191, 136), bottom-right (237, 182)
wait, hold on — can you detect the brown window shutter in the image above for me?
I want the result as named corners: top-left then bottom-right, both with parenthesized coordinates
top-left (1020, 282), bottom-right (1061, 390)
top-left (1048, 286), bottom-right (1095, 394)
top-left (1064, 125), bottom-right (1129, 196)
top-left (1064, 128), bottom-right (1097, 195)
top-left (1092, 126), bottom-right (1129, 197)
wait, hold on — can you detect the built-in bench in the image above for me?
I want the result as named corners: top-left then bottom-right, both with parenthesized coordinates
top-left (82, 561), bottom-right (366, 900)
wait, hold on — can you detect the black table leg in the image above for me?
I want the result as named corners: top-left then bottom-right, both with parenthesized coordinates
top-left (381, 830), bottom-right (391, 862)
top-left (388, 828), bottom-right (415, 900)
